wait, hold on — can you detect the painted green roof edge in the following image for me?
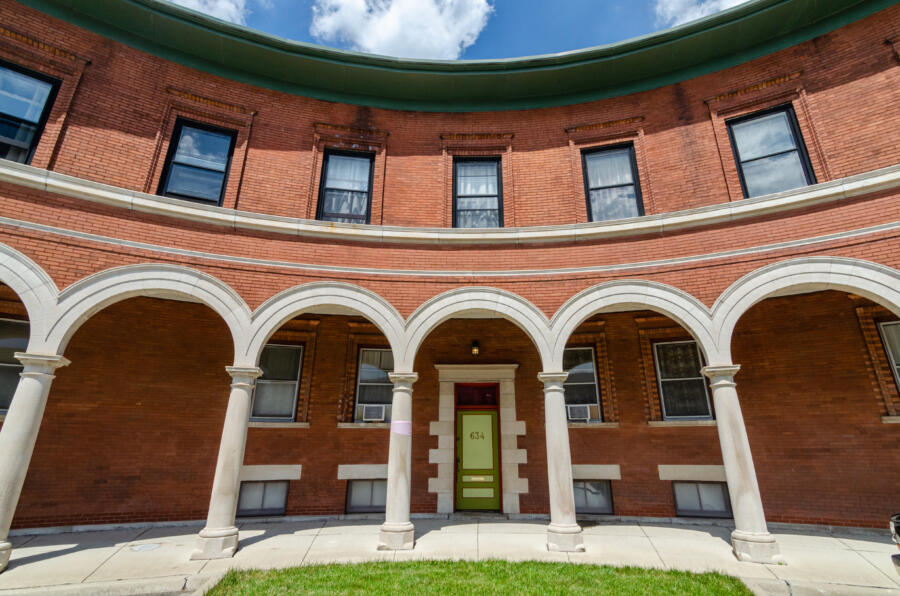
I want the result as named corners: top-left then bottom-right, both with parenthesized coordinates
top-left (14, 0), bottom-right (895, 112)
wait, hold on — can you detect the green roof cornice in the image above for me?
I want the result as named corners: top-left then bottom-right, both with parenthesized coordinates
top-left (14, 0), bottom-right (895, 112)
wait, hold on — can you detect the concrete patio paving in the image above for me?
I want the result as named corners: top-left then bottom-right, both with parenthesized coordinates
top-left (0, 517), bottom-right (897, 595)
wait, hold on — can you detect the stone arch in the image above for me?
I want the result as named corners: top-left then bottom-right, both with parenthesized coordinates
top-left (401, 287), bottom-right (553, 371)
top-left (712, 256), bottom-right (900, 362)
top-left (0, 243), bottom-right (59, 348)
top-left (246, 282), bottom-right (406, 369)
top-left (549, 280), bottom-right (718, 370)
top-left (44, 264), bottom-right (251, 360)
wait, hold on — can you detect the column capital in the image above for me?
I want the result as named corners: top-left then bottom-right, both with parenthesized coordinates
top-left (224, 366), bottom-right (263, 383)
top-left (388, 372), bottom-right (419, 385)
top-left (14, 352), bottom-right (70, 373)
top-left (538, 371), bottom-right (568, 385)
top-left (701, 364), bottom-right (741, 383)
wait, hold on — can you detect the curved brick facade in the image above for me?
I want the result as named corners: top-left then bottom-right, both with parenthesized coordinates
top-left (0, 0), bottom-right (898, 567)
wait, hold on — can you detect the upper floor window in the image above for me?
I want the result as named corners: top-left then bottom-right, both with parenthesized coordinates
top-left (158, 119), bottom-right (236, 204)
top-left (317, 150), bottom-right (374, 224)
top-left (250, 344), bottom-right (303, 422)
top-left (563, 347), bottom-right (602, 422)
top-left (581, 145), bottom-right (643, 222)
top-left (879, 321), bottom-right (900, 391)
top-left (727, 105), bottom-right (815, 198)
top-left (0, 63), bottom-right (59, 164)
top-left (355, 348), bottom-right (393, 422)
top-left (653, 340), bottom-right (712, 420)
top-left (453, 158), bottom-right (502, 228)
top-left (0, 319), bottom-right (28, 414)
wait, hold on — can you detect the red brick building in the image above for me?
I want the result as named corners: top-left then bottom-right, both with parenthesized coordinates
top-left (0, 0), bottom-right (898, 570)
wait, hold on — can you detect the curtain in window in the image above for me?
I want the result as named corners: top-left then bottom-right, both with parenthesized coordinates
top-left (322, 154), bottom-right (371, 222)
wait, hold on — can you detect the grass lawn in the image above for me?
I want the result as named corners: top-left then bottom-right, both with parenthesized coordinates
top-left (207, 560), bottom-right (752, 595)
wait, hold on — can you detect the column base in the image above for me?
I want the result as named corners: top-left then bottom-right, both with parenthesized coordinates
top-left (0, 540), bottom-right (10, 573)
top-left (547, 523), bottom-right (585, 552)
top-left (378, 522), bottom-right (415, 550)
top-left (191, 526), bottom-right (240, 560)
top-left (731, 530), bottom-right (783, 564)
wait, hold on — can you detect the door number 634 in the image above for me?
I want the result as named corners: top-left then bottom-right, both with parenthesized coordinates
top-left (469, 431), bottom-right (485, 440)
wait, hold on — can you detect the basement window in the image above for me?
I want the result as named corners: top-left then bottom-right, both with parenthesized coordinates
top-left (355, 348), bottom-right (394, 422)
top-left (0, 319), bottom-right (28, 413)
top-left (673, 481), bottom-right (731, 518)
top-left (453, 157), bottom-right (503, 228)
top-left (251, 344), bottom-right (303, 422)
top-left (573, 480), bottom-right (613, 514)
top-left (0, 61), bottom-right (59, 164)
top-left (653, 340), bottom-right (712, 420)
top-left (581, 144), bottom-right (644, 221)
top-left (878, 321), bottom-right (900, 391)
top-left (727, 105), bottom-right (815, 198)
top-left (563, 348), bottom-right (602, 422)
top-left (346, 479), bottom-right (387, 513)
top-left (158, 118), bottom-right (236, 205)
top-left (237, 481), bottom-right (288, 517)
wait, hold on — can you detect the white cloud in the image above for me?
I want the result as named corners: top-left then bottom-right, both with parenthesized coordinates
top-left (168, 0), bottom-right (250, 25)
top-left (310, 0), bottom-right (493, 60)
top-left (654, 0), bottom-right (750, 28)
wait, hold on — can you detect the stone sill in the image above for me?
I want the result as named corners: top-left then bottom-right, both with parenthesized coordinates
top-left (568, 422), bottom-right (619, 429)
top-left (648, 420), bottom-right (717, 427)
top-left (248, 421), bottom-right (310, 429)
top-left (337, 422), bottom-right (390, 429)
top-left (882, 416), bottom-right (900, 424)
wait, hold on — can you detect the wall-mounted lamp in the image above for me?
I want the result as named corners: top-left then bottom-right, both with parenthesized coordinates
top-left (471, 340), bottom-right (480, 356)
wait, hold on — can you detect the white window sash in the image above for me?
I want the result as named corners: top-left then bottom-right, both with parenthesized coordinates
top-left (653, 340), bottom-right (713, 421)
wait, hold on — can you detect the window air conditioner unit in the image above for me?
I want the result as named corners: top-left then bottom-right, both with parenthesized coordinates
top-left (362, 404), bottom-right (386, 422)
top-left (567, 405), bottom-right (590, 422)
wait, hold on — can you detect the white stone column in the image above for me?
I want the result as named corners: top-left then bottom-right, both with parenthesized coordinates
top-left (378, 372), bottom-right (418, 550)
top-left (702, 364), bottom-right (781, 564)
top-left (192, 366), bottom-right (262, 560)
top-left (0, 353), bottom-right (70, 574)
top-left (538, 372), bottom-right (584, 552)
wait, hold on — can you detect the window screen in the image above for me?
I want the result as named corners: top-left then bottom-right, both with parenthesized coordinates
top-left (0, 319), bottom-right (28, 412)
top-left (653, 341), bottom-right (712, 420)
top-left (251, 344), bottom-right (303, 421)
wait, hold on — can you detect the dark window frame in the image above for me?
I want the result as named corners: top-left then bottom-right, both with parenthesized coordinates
top-left (580, 143), bottom-right (644, 222)
top-left (0, 317), bottom-right (28, 414)
top-left (316, 148), bottom-right (375, 224)
top-left (236, 480), bottom-right (289, 517)
top-left (250, 342), bottom-right (304, 423)
top-left (157, 117), bottom-right (237, 206)
top-left (652, 339), bottom-right (713, 421)
top-left (877, 321), bottom-right (900, 392)
top-left (452, 156), bottom-right (504, 228)
top-left (573, 479), bottom-right (614, 515)
top-left (672, 481), bottom-right (732, 519)
top-left (345, 479), bottom-right (387, 513)
top-left (725, 104), bottom-right (816, 199)
top-left (0, 59), bottom-right (60, 165)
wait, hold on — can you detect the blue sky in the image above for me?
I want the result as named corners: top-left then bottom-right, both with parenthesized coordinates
top-left (173, 0), bottom-right (748, 60)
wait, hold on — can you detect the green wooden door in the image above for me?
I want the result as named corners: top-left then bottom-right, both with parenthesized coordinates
top-left (455, 409), bottom-right (501, 510)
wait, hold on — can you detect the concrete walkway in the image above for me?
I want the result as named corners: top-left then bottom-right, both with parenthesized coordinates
top-left (0, 517), bottom-right (897, 595)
